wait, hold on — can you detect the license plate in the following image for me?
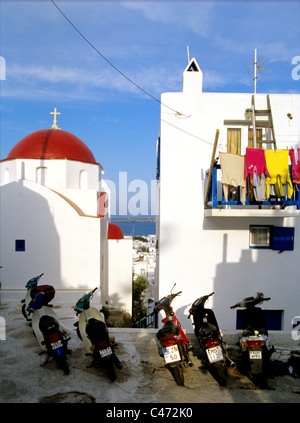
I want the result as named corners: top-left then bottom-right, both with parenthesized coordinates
top-left (250, 350), bottom-right (262, 359)
top-left (206, 345), bottom-right (224, 363)
top-left (163, 344), bottom-right (181, 364)
top-left (51, 340), bottom-right (62, 350)
top-left (99, 346), bottom-right (113, 358)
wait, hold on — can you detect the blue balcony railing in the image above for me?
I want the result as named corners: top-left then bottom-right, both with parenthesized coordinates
top-left (206, 164), bottom-right (300, 210)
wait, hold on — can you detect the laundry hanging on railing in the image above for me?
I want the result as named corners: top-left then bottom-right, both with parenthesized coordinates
top-left (289, 148), bottom-right (300, 185)
top-left (219, 152), bottom-right (246, 205)
top-left (244, 148), bottom-right (271, 202)
top-left (265, 149), bottom-right (293, 200)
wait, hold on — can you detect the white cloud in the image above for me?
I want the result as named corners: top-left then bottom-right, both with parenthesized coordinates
top-left (4, 61), bottom-right (183, 102)
top-left (123, 2), bottom-right (215, 37)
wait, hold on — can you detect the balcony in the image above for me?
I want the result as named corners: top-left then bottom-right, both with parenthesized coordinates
top-left (205, 164), bottom-right (300, 218)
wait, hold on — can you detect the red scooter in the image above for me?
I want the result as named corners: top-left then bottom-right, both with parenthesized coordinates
top-left (155, 285), bottom-right (193, 386)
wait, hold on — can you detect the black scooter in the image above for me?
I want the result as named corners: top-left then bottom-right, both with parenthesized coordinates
top-left (230, 293), bottom-right (274, 387)
top-left (188, 292), bottom-right (234, 387)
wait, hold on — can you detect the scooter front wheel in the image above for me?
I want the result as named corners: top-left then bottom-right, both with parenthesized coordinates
top-left (57, 355), bottom-right (70, 375)
top-left (106, 358), bottom-right (116, 382)
top-left (168, 364), bottom-right (184, 386)
top-left (21, 303), bottom-right (30, 321)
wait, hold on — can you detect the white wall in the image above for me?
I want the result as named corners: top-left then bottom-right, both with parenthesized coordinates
top-left (157, 61), bottom-right (300, 332)
top-left (107, 237), bottom-right (133, 314)
top-left (0, 179), bottom-right (102, 290)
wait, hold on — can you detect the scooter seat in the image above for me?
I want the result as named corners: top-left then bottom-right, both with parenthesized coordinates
top-left (242, 327), bottom-right (268, 337)
top-left (198, 322), bottom-right (219, 340)
top-left (156, 320), bottom-right (180, 340)
top-left (39, 315), bottom-right (59, 334)
top-left (86, 318), bottom-right (109, 344)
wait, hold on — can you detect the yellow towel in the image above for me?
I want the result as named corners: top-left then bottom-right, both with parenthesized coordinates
top-left (264, 150), bottom-right (293, 199)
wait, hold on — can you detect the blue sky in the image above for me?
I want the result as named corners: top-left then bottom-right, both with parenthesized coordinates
top-left (0, 1), bottom-right (299, 216)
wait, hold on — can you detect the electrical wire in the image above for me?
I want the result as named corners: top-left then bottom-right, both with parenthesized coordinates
top-left (51, 0), bottom-right (189, 117)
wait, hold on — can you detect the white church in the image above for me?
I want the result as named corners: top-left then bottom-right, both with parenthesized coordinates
top-left (156, 57), bottom-right (300, 332)
top-left (0, 109), bottom-right (132, 314)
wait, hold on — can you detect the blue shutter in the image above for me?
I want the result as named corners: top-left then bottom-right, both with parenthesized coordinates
top-left (271, 227), bottom-right (294, 252)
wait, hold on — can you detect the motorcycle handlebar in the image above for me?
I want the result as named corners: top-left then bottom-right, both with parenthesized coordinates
top-left (188, 292), bottom-right (215, 318)
top-left (230, 296), bottom-right (271, 309)
top-left (74, 287), bottom-right (98, 312)
top-left (155, 291), bottom-right (182, 313)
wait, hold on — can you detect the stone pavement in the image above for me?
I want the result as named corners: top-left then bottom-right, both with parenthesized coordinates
top-left (1, 292), bottom-right (300, 404)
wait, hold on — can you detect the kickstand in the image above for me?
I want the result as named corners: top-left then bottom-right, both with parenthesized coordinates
top-left (40, 354), bottom-right (51, 367)
top-left (113, 354), bottom-right (123, 370)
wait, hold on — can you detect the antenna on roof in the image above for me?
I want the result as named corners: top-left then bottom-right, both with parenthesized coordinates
top-left (247, 48), bottom-right (265, 94)
top-left (187, 45), bottom-right (190, 64)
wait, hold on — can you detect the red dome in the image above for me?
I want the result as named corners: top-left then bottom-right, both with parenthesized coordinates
top-left (5, 129), bottom-right (97, 164)
top-left (108, 223), bottom-right (124, 240)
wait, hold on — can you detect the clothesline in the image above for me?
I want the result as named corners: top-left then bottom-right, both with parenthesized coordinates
top-left (219, 148), bottom-right (300, 205)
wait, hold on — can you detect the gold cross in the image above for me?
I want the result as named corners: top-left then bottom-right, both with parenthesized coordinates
top-left (50, 107), bottom-right (61, 129)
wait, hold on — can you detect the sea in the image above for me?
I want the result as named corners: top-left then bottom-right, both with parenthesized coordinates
top-left (111, 218), bottom-right (156, 237)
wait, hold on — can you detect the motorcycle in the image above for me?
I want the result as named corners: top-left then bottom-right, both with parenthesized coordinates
top-left (74, 287), bottom-right (122, 382)
top-left (21, 273), bottom-right (55, 321)
top-left (27, 292), bottom-right (71, 375)
top-left (188, 291), bottom-right (234, 387)
top-left (230, 293), bottom-right (274, 387)
top-left (155, 285), bottom-right (193, 386)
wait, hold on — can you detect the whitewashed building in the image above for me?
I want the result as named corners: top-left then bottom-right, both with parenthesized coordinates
top-left (156, 58), bottom-right (300, 331)
top-left (0, 111), bottom-right (132, 313)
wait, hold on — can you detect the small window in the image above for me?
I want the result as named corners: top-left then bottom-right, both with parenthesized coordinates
top-left (250, 225), bottom-right (271, 248)
top-left (15, 240), bottom-right (25, 252)
top-left (250, 225), bottom-right (295, 252)
top-left (227, 128), bottom-right (241, 155)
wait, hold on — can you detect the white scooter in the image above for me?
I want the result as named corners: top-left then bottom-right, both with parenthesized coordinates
top-left (74, 287), bottom-right (122, 381)
top-left (27, 292), bottom-right (71, 375)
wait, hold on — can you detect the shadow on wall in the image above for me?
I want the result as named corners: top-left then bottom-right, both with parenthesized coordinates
top-left (212, 230), bottom-right (296, 331)
top-left (0, 181), bottom-right (61, 289)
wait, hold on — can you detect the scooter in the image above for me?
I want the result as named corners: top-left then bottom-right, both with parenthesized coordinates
top-left (21, 273), bottom-right (55, 321)
top-left (155, 285), bottom-right (193, 386)
top-left (188, 292), bottom-right (235, 387)
top-left (27, 292), bottom-right (71, 375)
top-left (74, 287), bottom-right (122, 382)
top-left (230, 293), bottom-right (274, 387)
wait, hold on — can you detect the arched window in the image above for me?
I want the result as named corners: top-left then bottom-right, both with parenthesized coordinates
top-left (79, 169), bottom-right (87, 189)
top-left (36, 167), bottom-right (47, 185)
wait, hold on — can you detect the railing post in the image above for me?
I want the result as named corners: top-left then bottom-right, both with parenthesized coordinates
top-left (212, 164), bottom-right (218, 208)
